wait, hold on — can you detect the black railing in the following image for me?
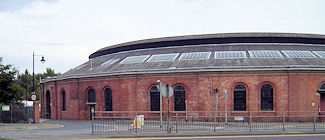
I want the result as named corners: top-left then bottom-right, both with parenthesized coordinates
top-left (91, 111), bottom-right (325, 134)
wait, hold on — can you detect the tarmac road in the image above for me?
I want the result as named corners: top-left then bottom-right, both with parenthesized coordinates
top-left (1, 120), bottom-right (325, 140)
top-left (85, 134), bottom-right (325, 140)
top-left (0, 120), bottom-right (92, 139)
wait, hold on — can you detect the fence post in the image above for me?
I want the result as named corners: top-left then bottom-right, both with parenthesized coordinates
top-left (214, 111), bottom-right (216, 132)
top-left (282, 112), bottom-right (285, 131)
top-left (10, 104), bottom-right (13, 124)
top-left (33, 101), bottom-right (40, 124)
top-left (314, 111), bottom-right (316, 131)
top-left (176, 112), bottom-right (178, 133)
top-left (135, 112), bottom-right (138, 133)
top-left (249, 112), bottom-right (252, 132)
top-left (91, 111), bottom-right (94, 135)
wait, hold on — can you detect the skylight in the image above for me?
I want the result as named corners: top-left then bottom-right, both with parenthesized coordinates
top-left (179, 52), bottom-right (211, 60)
top-left (120, 55), bottom-right (150, 64)
top-left (214, 51), bottom-right (247, 59)
top-left (313, 51), bottom-right (325, 58)
top-left (248, 50), bottom-right (283, 58)
top-left (147, 53), bottom-right (179, 62)
top-left (101, 58), bottom-right (120, 66)
top-left (282, 50), bottom-right (317, 58)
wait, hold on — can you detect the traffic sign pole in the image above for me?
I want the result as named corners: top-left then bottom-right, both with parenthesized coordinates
top-left (159, 81), bottom-right (163, 128)
top-left (224, 90), bottom-right (228, 124)
top-left (167, 84), bottom-right (171, 133)
top-left (185, 100), bottom-right (188, 121)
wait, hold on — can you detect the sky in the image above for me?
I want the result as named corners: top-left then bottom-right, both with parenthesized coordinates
top-left (0, 0), bottom-right (325, 74)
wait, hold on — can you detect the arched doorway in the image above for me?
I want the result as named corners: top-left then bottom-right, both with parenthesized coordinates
top-left (87, 88), bottom-right (96, 120)
top-left (46, 90), bottom-right (51, 119)
top-left (318, 84), bottom-right (325, 113)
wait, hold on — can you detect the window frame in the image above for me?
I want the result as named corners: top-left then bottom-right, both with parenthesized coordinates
top-left (104, 88), bottom-right (113, 111)
top-left (260, 84), bottom-right (274, 111)
top-left (233, 84), bottom-right (246, 111)
top-left (150, 86), bottom-right (160, 111)
top-left (87, 88), bottom-right (96, 103)
top-left (61, 90), bottom-right (66, 111)
top-left (174, 85), bottom-right (186, 111)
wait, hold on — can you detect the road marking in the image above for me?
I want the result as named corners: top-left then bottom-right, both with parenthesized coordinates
top-left (84, 133), bottom-right (325, 140)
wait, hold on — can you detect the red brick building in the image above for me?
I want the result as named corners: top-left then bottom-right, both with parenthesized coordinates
top-left (40, 33), bottom-right (325, 120)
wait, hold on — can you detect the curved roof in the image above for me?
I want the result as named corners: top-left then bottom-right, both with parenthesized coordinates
top-left (89, 32), bottom-right (325, 59)
top-left (45, 33), bottom-right (325, 82)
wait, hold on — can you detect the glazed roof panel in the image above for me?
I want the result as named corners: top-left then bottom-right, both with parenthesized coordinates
top-left (248, 50), bottom-right (283, 58)
top-left (179, 52), bottom-right (211, 60)
top-left (101, 58), bottom-right (120, 66)
top-left (313, 51), bottom-right (325, 58)
top-left (147, 53), bottom-right (179, 62)
top-left (214, 51), bottom-right (247, 59)
top-left (282, 50), bottom-right (317, 58)
top-left (120, 55), bottom-right (150, 64)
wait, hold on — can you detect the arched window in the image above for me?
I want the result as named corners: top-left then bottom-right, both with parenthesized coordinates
top-left (62, 90), bottom-right (66, 111)
top-left (174, 85), bottom-right (186, 111)
top-left (261, 84), bottom-right (273, 111)
top-left (150, 86), bottom-right (160, 111)
top-left (234, 84), bottom-right (246, 111)
top-left (88, 88), bottom-right (96, 103)
top-left (104, 88), bottom-right (113, 111)
top-left (321, 84), bottom-right (325, 90)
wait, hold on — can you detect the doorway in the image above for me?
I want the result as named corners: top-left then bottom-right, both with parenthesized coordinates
top-left (89, 105), bottom-right (95, 120)
top-left (46, 90), bottom-right (51, 119)
top-left (317, 84), bottom-right (325, 122)
top-left (318, 84), bottom-right (325, 111)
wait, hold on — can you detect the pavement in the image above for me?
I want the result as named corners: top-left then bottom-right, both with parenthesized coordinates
top-left (1, 120), bottom-right (325, 140)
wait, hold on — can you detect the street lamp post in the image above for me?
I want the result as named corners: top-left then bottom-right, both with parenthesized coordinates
top-left (32, 52), bottom-right (45, 95)
top-left (156, 80), bottom-right (163, 128)
top-left (223, 90), bottom-right (228, 124)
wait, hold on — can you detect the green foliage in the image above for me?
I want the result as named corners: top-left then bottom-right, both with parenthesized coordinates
top-left (0, 57), bottom-right (24, 104)
top-left (17, 68), bottom-right (60, 101)
top-left (17, 69), bottom-right (33, 101)
top-left (1, 57), bottom-right (60, 104)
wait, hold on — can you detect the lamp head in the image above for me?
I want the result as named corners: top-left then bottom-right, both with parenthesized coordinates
top-left (40, 56), bottom-right (45, 63)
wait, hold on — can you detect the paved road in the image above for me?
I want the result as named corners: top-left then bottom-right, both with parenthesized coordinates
top-left (1, 120), bottom-right (325, 140)
top-left (0, 120), bottom-right (93, 139)
top-left (86, 134), bottom-right (325, 140)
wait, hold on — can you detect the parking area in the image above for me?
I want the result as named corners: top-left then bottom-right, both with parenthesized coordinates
top-left (0, 120), bottom-right (93, 139)
top-left (2, 119), bottom-right (325, 140)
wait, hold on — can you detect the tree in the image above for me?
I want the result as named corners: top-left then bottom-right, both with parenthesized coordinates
top-left (17, 69), bottom-right (33, 102)
top-left (1, 57), bottom-right (60, 104)
top-left (17, 68), bottom-right (60, 101)
top-left (0, 57), bottom-right (24, 104)
top-left (42, 68), bottom-right (61, 78)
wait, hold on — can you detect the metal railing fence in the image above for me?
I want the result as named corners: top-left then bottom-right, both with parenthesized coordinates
top-left (0, 104), bottom-right (34, 123)
top-left (91, 111), bottom-right (325, 134)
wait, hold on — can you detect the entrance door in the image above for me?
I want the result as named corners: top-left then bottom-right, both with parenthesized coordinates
top-left (46, 90), bottom-right (51, 119)
top-left (318, 84), bottom-right (325, 122)
top-left (321, 94), bottom-right (325, 112)
top-left (90, 105), bottom-right (95, 120)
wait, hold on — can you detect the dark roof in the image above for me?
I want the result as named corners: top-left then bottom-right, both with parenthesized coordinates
top-left (89, 32), bottom-right (325, 59)
top-left (43, 33), bottom-right (325, 82)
